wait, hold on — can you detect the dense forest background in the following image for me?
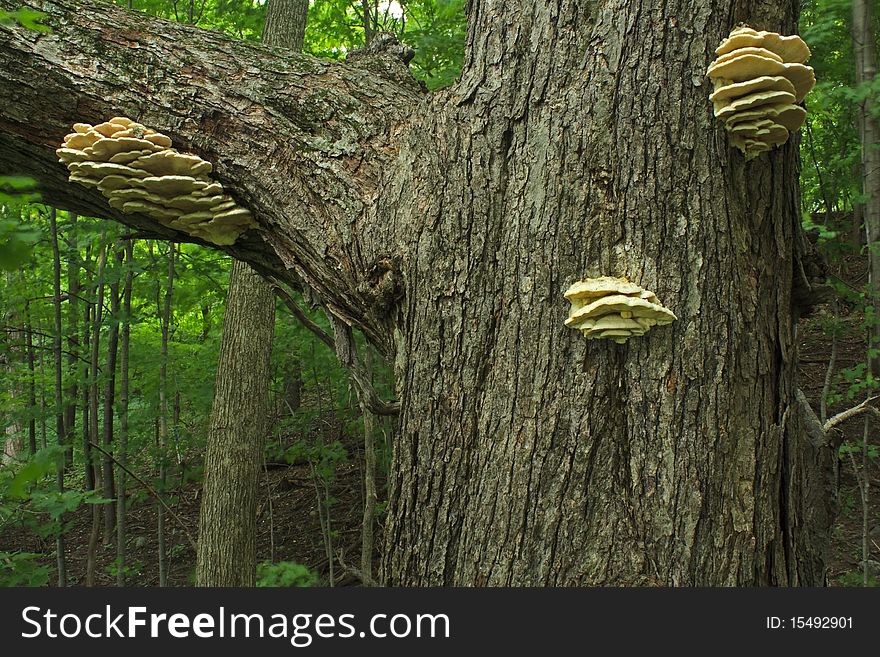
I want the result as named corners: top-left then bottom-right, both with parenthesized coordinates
top-left (0, 0), bottom-right (878, 587)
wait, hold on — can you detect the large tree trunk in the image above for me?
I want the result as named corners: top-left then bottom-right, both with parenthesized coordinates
top-left (0, 0), bottom-right (838, 585)
top-left (195, 0), bottom-right (306, 587)
top-left (371, 1), bottom-right (834, 586)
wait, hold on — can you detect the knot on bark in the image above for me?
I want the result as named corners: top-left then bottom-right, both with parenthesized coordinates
top-left (346, 33), bottom-right (421, 89)
top-left (348, 32), bottom-right (415, 65)
top-left (358, 257), bottom-right (404, 315)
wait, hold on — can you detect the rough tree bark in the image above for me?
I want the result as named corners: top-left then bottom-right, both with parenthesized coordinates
top-left (0, 0), bottom-right (838, 585)
top-left (195, 261), bottom-right (276, 586)
top-left (195, 0), bottom-right (308, 587)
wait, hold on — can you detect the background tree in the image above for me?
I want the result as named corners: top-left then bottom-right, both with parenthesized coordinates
top-left (195, 0), bottom-right (309, 587)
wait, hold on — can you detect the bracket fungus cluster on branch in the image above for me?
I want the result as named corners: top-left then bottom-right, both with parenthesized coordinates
top-left (707, 27), bottom-right (815, 159)
top-left (56, 117), bottom-right (255, 246)
top-left (563, 277), bottom-right (677, 344)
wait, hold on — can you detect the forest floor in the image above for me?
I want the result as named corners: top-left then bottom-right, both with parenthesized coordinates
top-left (796, 253), bottom-right (880, 586)
top-left (2, 407), bottom-right (373, 586)
top-left (3, 282), bottom-right (879, 586)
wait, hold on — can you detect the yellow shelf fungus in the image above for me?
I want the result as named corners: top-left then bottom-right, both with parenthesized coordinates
top-left (707, 26), bottom-right (815, 160)
top-left (563, 277), bottom-right (676, 344)
top-left (57, 117), bottom-right (255, 246)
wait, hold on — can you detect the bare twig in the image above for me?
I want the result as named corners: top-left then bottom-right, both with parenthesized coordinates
top-left (271, 281), bottom-right (335, 350)
top-left (87, 441), bottom-right (196, 551)
top-left (823, 395), bottom-right (880, 433)
top-left (270, 279), bottom-right (400, 416)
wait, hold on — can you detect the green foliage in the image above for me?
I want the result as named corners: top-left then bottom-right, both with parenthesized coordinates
top-left (0, 447), bottom-right (108, 546)
top-left (839, 439), bottom-right (879, 459)
top-left (256, 560), bottom-right (320, 587)
top-left (800, 0), bottom-right (860, 219)
top-left (3, 445), bottom-right (66, 500)
top-left (0, 178), bottom-right (42, 270)
top-left (305, 0), bottom-right (466, 89)
top-left (836, 569), bottom-right (878, 586)
top-left (0, 8), bottom-right (50, 32)
top-left (106, 558), bottom-right (144, 581)
top-left (0, 552), bottom-right (50, 586)
top-left (119, 0), bottom-right (467, 89)
top-left (285, 438), bottom-right (347, 483)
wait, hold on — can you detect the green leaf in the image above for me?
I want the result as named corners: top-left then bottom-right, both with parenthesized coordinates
top-left (0, 9), bottom-right (51, 33)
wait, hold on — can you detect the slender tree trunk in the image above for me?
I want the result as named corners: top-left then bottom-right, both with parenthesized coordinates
top-left (158, 243), bottom-right (175, 587)
top-left (64, 212), bottom-right (79, 470)
top-left (196, 262), bottom-right (275, 586)
top-left (263, 0), bottom-right (307, 47)
top-left (88, 242), bottom-right (107, 483)
top-left (25, 300), bottom-right (37, 455)
top-left (2, 276), bottom-right (24, 463)
top-left (854, 0), bottom-right (880, 375)
top-left (38, 329), bottom-right (47, 450)
top-left (81, 296), bottom-right (92, 489)
top-left (48, 207), bottom-right (67, 587)
top-left (101, 245), bottom-right (122, 544)
top-left (360, 345), bottom-right (377, 580)
top-left (116, 240), bottom-right (133, 586)
top-left (195, 0), bottom-right (306, 587)
top-left (85, 239), bottom-right (107, 586)
top-left (199, 303), bottom-right (211, 342)
top-left (853, 0), bottom-right (879, 589)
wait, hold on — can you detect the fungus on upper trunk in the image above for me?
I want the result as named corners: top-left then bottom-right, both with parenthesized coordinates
top-left (707, 27), bottom-right (815, 159)
top-left (57, 117), bottom-right (256, 246)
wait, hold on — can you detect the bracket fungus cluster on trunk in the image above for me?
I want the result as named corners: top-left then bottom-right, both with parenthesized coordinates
top-left (56, 117), bottom-right (255, 246)
top-left (707, 27), bottom-right (815, 159)
top-left (563, 277), bottom-right (677, 344)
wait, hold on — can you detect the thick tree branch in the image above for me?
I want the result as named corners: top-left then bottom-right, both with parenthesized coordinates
top-left (0, 0), bottom-right (423, 353)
